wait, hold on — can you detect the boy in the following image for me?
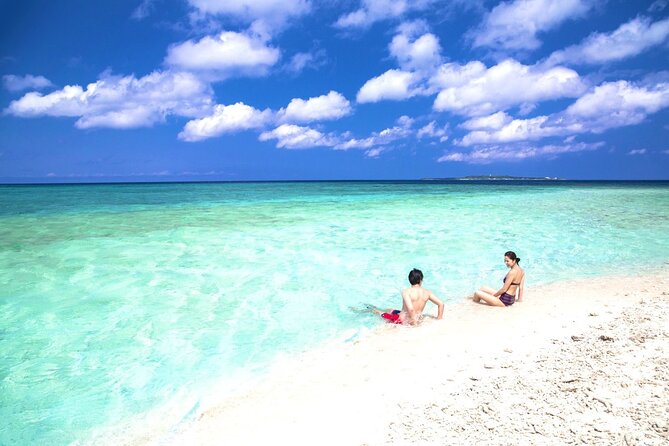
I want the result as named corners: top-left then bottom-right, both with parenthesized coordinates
top-left (376, 269), bottom-right (444, 325)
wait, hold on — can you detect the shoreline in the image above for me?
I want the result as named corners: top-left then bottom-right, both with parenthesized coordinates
top-left (113, 267), bottom-right (669, 446)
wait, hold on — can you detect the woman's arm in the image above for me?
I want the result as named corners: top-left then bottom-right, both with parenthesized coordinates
top-left (494, 273), bottom-right (515, 297)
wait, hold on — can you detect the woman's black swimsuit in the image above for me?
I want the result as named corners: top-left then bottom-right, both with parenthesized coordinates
top-left (500, 275), bottom-right (521, 306)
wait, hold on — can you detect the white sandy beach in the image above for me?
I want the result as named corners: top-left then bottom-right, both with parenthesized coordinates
top-left (134, 268), bottom-right (669, 446)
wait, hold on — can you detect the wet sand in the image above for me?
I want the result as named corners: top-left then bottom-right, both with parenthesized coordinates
top-left (160, 268), bottom-right (669, 446)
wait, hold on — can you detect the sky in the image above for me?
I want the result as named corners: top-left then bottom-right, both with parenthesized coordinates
top-left (1, 0), bottom-right (668, 182)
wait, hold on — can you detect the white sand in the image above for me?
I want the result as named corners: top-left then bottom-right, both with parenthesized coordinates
top-left (146, 269), bottom-right (669, 446)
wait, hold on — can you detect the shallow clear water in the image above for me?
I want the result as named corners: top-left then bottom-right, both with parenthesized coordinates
top-left (1, 181), bottom-right (668, 444)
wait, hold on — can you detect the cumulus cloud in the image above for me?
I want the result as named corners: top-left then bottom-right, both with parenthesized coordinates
top-left (258, 115), bottom-right (414, 153)
top-left (187, 0), bottom-right (310, 28)
top-left (628, 149), bottom-right (648, 155)
top-left (389, 21), bottom-right (442, 71)
top-left (456, 80), bottom-right (669, 146)
top-left (460, 111), bottom-right (513, 131)
top-left (179, 102), bottom-right (273, 141)
top-left (417, 121), bottom-right (448, 141)
top-left (179, 91), bottom-right (351, 142)
top-left (336, 115), bottom-right (414, 150)
top-left (357, 69), bottom-right (419, 103)
top-left (356, 23), bottom-right (445, 103)
top-left (3, 74), bottom-right (53, 92)
top-left (546, 16), bottom-right (669, 66)
top-left (278, 91), bottom-right (351, 123)
top-left (458, 116), bottom-right (565, 145)
top-left (335, 0), bottom-right (420, 29)
top-left (564, 80), bottom-right (669, 132)
top-left (428, 61), bottom-right (487, 91)
top-left (438, 141), bottom-right (604, 164)
top-left (433, 59), bottom-right (586, 116)
top-left (5, 71), bottom-right (213, 129)
top-left (259, 124), bottom-right (338, 149)
top-left (165, 30), bottom-right (280, 80)
top-left (471, 0), bottom-right (594, 51)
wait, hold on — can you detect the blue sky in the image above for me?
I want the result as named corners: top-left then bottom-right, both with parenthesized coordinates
top-left (1, 0), bottom-right (668, 182)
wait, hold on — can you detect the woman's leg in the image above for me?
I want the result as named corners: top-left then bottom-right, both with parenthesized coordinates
top-left (472, 286), bottom-right (497, 303)
top-left (474, 289), bottom-right (506, 307)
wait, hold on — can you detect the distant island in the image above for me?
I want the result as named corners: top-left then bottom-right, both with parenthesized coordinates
top-left (422, 175), bottom-right (563, 181)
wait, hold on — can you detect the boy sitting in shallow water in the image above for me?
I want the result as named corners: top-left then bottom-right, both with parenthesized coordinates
top-left (373, 269), bottom-right (444, 325)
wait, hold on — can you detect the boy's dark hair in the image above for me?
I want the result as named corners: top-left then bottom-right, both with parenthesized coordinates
top-left (408, 268), bottom-right (423, 285)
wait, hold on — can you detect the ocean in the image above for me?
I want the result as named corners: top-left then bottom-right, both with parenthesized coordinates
top-left (1, 181), bottom-right (668, 444)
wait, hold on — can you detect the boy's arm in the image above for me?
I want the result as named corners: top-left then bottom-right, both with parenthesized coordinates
top-left (401, 290), bottom-right (417, 325)
top-left (428, 292), bottom-right (444, 320)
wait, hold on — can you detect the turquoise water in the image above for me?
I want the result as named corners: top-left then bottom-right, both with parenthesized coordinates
top-left (1, 181), bottom-right (668, 444)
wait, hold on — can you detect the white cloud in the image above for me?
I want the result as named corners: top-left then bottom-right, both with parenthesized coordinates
top-left (356, 23), bottom-right (443, 103)
top-left (662, 149), bottom-right (669, 154)
top-left (389, 23), bottom-right (442, 71)
top-left (472, 0), bottom-right (594, 51)
top-left (285, 52), bottom-right (313, 73)
top-left (187, 0), bottom-right (310, 28)
top-left (433, 59), bottom-right (586, 116)
top-left (3, 74), bottom-right (53, 92)
top-left (648, 0), bottom-right (668, 12)
top-left (428, 61), bottom-right (487, 91)
top-left (628, 149), bottom-right (648, 155)
top-left (5, 71), bottom-right (213, 129)
top-left (131, 0), bottom-right (155, 20)
top-left (256, 115), bottom-right (414, 152)
top-left (278, 91), bottom-right (351, 123)
top-left (335, 0), bottom-right (418, 29)
top-left (177, 91), bottom-right (352, 141)
top-left (364, 147), bottom-right (386, 158)
top-left (259, 124), bottom-right (338, 149)
top-left (460, 111), bottom-right (513, 130)
top-left (458, 116), bottom-right (565, 145)
top-left (438, 141), bottom-right (603, 164)
top-left (457, 80), bottom-right (669, 146)
top-left (283, 50), bottom-right (326, 74)
top-left (357, 69), bottom-right (418, 103)
top-left (336, 115), bottom-right (413, 150)
top-left (165, 30), bottom-right (280, 80)
top-left (334, 0), bottom-right (479, 29)
top-left (417, 121), bottom-right (448, 141)
top-left (564, 80), bottom-right (669, 132)
top-left (546, 16), bottom-right (669, 66)
top-left (179, 102), bottom-right (273, 142)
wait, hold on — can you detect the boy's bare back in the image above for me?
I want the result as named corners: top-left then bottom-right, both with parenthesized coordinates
top-left (401, 283), bottom-right (444, 325)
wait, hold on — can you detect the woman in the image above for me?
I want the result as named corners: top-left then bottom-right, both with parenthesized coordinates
top-left (473, 251), bottom-right (524, 307)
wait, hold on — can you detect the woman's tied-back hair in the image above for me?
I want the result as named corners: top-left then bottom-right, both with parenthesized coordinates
top-left (408, 268), bottom-right (424, 285)
top-left (505, 251), bottom-right (520, 264)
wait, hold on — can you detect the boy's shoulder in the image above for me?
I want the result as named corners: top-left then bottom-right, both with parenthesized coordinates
top-left (403, 286), bottom-right (431, 297)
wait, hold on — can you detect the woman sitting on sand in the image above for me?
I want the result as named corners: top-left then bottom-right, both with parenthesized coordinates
top-left (473, 251), bottom-right (524, 307)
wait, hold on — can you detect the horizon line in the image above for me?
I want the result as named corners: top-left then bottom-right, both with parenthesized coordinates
top-left (2, 178), bottom-right (669, 186)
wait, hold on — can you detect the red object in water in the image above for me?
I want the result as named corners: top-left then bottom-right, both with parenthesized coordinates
top-left (381, 312), bottom-right (402, 324)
